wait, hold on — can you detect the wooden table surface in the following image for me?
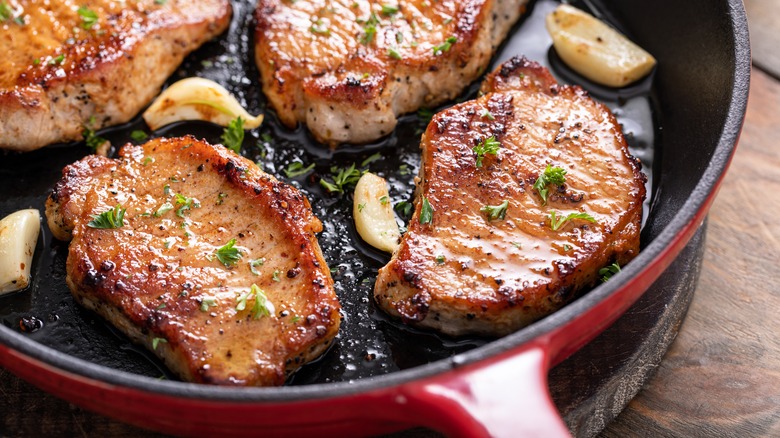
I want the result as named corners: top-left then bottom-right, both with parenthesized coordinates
top-left (3, 8), bottom-right (780, 438)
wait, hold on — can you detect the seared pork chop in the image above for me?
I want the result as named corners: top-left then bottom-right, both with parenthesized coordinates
top-left (0, 1), bottom-right (231, 152)
top-left (254, 0), bottom-right (529, 145)
top-left (45, 137), bottom-right (340, 386)
top-left (375, 57), bottom-right (646, 337)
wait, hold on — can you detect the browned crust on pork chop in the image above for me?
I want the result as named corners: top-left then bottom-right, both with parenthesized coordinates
top-left (0, 1), bottom-right (231, 151)
top-left (254, 0), bottom-right (528, 145)
top-left (45, 136), bottom-right (340, 385)
top-left (374, 57), bottom-right (646, 337)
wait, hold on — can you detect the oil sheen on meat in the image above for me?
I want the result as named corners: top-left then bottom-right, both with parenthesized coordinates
top-left (254, 0), bottom-right (529, 145)
top-left (375, 57), bottom-right (646, 337)
top-left (45, 137), bottom-right (341, 386)
top-left (0, 1), bottom-right (231, 151)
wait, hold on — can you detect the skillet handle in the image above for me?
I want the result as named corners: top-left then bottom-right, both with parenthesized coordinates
top-left (398, 343), bottom-right (570, 437)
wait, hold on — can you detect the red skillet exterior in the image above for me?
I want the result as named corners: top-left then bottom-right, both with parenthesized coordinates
top-left (0, 0), bottom-right (750, 435)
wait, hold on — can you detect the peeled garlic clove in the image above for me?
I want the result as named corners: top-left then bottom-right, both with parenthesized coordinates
top-left (546, 4), bottom-right (656, 88)
top-left (353, 173), bottom-right (401, 253)
top-left (143, 77), bottom-right (264, 130)
top-left (0, 209), bottom-right (41, 294)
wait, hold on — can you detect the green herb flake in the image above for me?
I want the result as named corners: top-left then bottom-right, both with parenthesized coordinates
top-left (77, 6), bottom-right (98, 29)
top-left (87, 205), bottom-right (126, 229)
top-left (480, 108), bottom-right (495, 120)
top-left (130, 130), bottom-right (148, 142)
top-left (50, 54), bottom-right (65, 65)
top-left (221, 117), bottom-right (245, 153)
top-left (174, 193), bottom-right (199, 218)
top-left (435, 255), bottom-right (446, 264)
top-left (511, 241), bottom-right (522, 249)
top-left (250, 284), bottom-right (274, 319)
top-left (163, 184), bottom-right (171, 195)
top-left (359, 12), bottom-right (379, 45)
top-left (549, 211), bottom-right (596, 231)
top-left (249, 258), bottom-right (266, 276)
top-left (142, 157), bottom-right (154, 166)
top-left (419, 197), bottom-right (433, 224)
top-left (381, 4), bottom-right (399, 15)
top-left (284, 161), bottom-right (315, 178)
top-left (473, 136), bottom-right (501, 167)
top-left (599, 262), bottom-right (621, 282)
top-left (395, 200), bottom-right (413, 219)
top-left (216, 192), bottom-right (227, 205)
top-left (152, 337), bottom-right (167, 349)
top-left (291, 315), bottom-right (301, 323)
top-left (215, 238), bottom-right (243, 267)
top-left (309, 19), bottom-right (330, 36)
top-left (417, 108), bottom-right (434, 123)
top-left (235, 291), bottom-right (250, 311)
top-left (399, 164), bottom-right (411, 175)
top-left (357, 203), bottom-right (367, 213)
top-left (480, 200), bottom-right (509, 221)
top-left (379, 195), bottom-right (389, 205)
top-left (563, 244), bottom-right (573, 252)
top-left (155, 0), bottom-right (167, 5)
top-left (361, 152), bottom-right (382, 168)
top-left (387, 47), bottom-right (402, 60)
top-left (0, 3), bottom-right (12, 22)
top-left (81, 117), bottom-right (106, 150)
top-left (153, 202), bottom-right (174, 217)
top-left (200, 297), bottom-right (217, 312)
top-left (320, 163), bottom-right (362, 194)
top-left (272, 270), bottom-right (281, 282)
top-left (533, 164), bottom-right (567, 205)
top-left (433, 36), bottom-right (457, 55)
top-left (33, 58), bottom-right (40, 65)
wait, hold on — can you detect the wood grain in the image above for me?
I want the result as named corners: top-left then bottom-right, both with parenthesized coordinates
top-left (602, 68), bottom-right (780, 437)
top-left (745, 0), bottom-right (780, 78)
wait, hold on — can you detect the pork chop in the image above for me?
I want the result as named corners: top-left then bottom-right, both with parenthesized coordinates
top-left (254, 0), bottom-right (529, 145)
top-left (0, 1), bottom-right (231, 152)
top-left (374, 57), bottom-right (646, 337)
top-left (45, 136), bottom-right (341, 386)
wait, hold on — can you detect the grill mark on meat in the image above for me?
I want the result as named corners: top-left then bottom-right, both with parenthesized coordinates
top-left (374, 57), bottom-right (646, 337)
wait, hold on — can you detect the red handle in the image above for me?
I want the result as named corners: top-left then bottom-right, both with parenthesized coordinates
top-left (397, 342), bottom-right (570, 437)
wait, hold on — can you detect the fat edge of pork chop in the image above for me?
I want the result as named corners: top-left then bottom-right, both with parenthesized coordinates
top-left (45, 136), bottom-right (340, 386)
top-left (374, 56), bottom-right (647, 337)
top-left (254, 0), bottom-right (528, 146)
top-left (0, 1), bottom-right (231, 152)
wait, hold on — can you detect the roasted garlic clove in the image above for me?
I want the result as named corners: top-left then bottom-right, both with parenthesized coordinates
top-left (353, 173), bottom-right (401, 253)
top-left (0, 209), bottom-right (41, 294)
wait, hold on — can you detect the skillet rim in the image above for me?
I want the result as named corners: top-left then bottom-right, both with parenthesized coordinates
top-left (0, 0), bottom-right (751, 404)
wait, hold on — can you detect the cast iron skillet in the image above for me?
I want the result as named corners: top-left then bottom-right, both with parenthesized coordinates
top-left (0, 0), bottom-right (749, 435)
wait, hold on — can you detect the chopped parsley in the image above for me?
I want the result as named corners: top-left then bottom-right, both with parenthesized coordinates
top-left (77, 6), bottom-right (98, 29)
top-left (163, 184), bottom-right (171, 195)
top-left (50, 54), bottom-right (65, 65)
top-left (417, 108), bottom-right (434, 123)
top-left (200, 297), bottom-right (217, 312)
top-left (320, 163), bottom-right (363, 194)
top-left (82, 116), bottom-right (105, 150)
top-left (599, 262), bottom-right (621, 282)
top-left (215, 238), bottom-right (242, 267)
top-left (221, 117), bottom-right (244, 153)
top-left (0, 3), bottom-right (11, 21)
top-left (272, 270), bottom-right (281, 282)
top-left (153, 202), bottom-right (174, 217)
top-left (419, 197), bottom-right (433, 224)
top-left (381, 4), bottom-right (399, 15)
top-left (142, 157), bottom-right (154, 166)
top-left (174, 193), bottom-right (199, 217)
top-left (533, 164), bottom-right (567, 205)
top-left (155, 0), bottom-right (167, 5)
top-left (379, 195), bottom-right (389, 205)
top-left (152, 337), bottom-right (167, 349)
top-left (395, 200), bottom-right (413, 219)
top-left (511, 241), bottom-right (522, 249)
top-left (433, 36), bottom-right (457, 56)
top-left (130, 130), bottom-right (148, 142)
top-left (480, 200), bottom-right (509, 221)
top-left (473, 136), bottom-right (501, 167)
top-left (358, 203), bottom-right (366, 212)
top-left (563, 244), bottom-right (572, 252)
top-left (359, 12), bottom-right (380, 45)
top-left (435, 255), bottom-right (446, 264)
top-left (309, 19), bottom-right (330, 36)
top-left (387, 47), bottom-right (402, 60)
top-left (250, 284), bottom-right (274, 319)
top-left (87, 205), bottom-right (126, 229)
top-left (284, 161), bottom-right (315, 178)
top-left (361, 152), bottom-right (383, 167)
top-left (549, 211), bottom-right (596, 231)
top-left (235, 291), bottom-right (250, 311)
top-left (249, 258), bottom-right (266, 276)
top-left (399, 164), bottom-right (411, 175)
top-left (480, 108), bottom-right (495, 120)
